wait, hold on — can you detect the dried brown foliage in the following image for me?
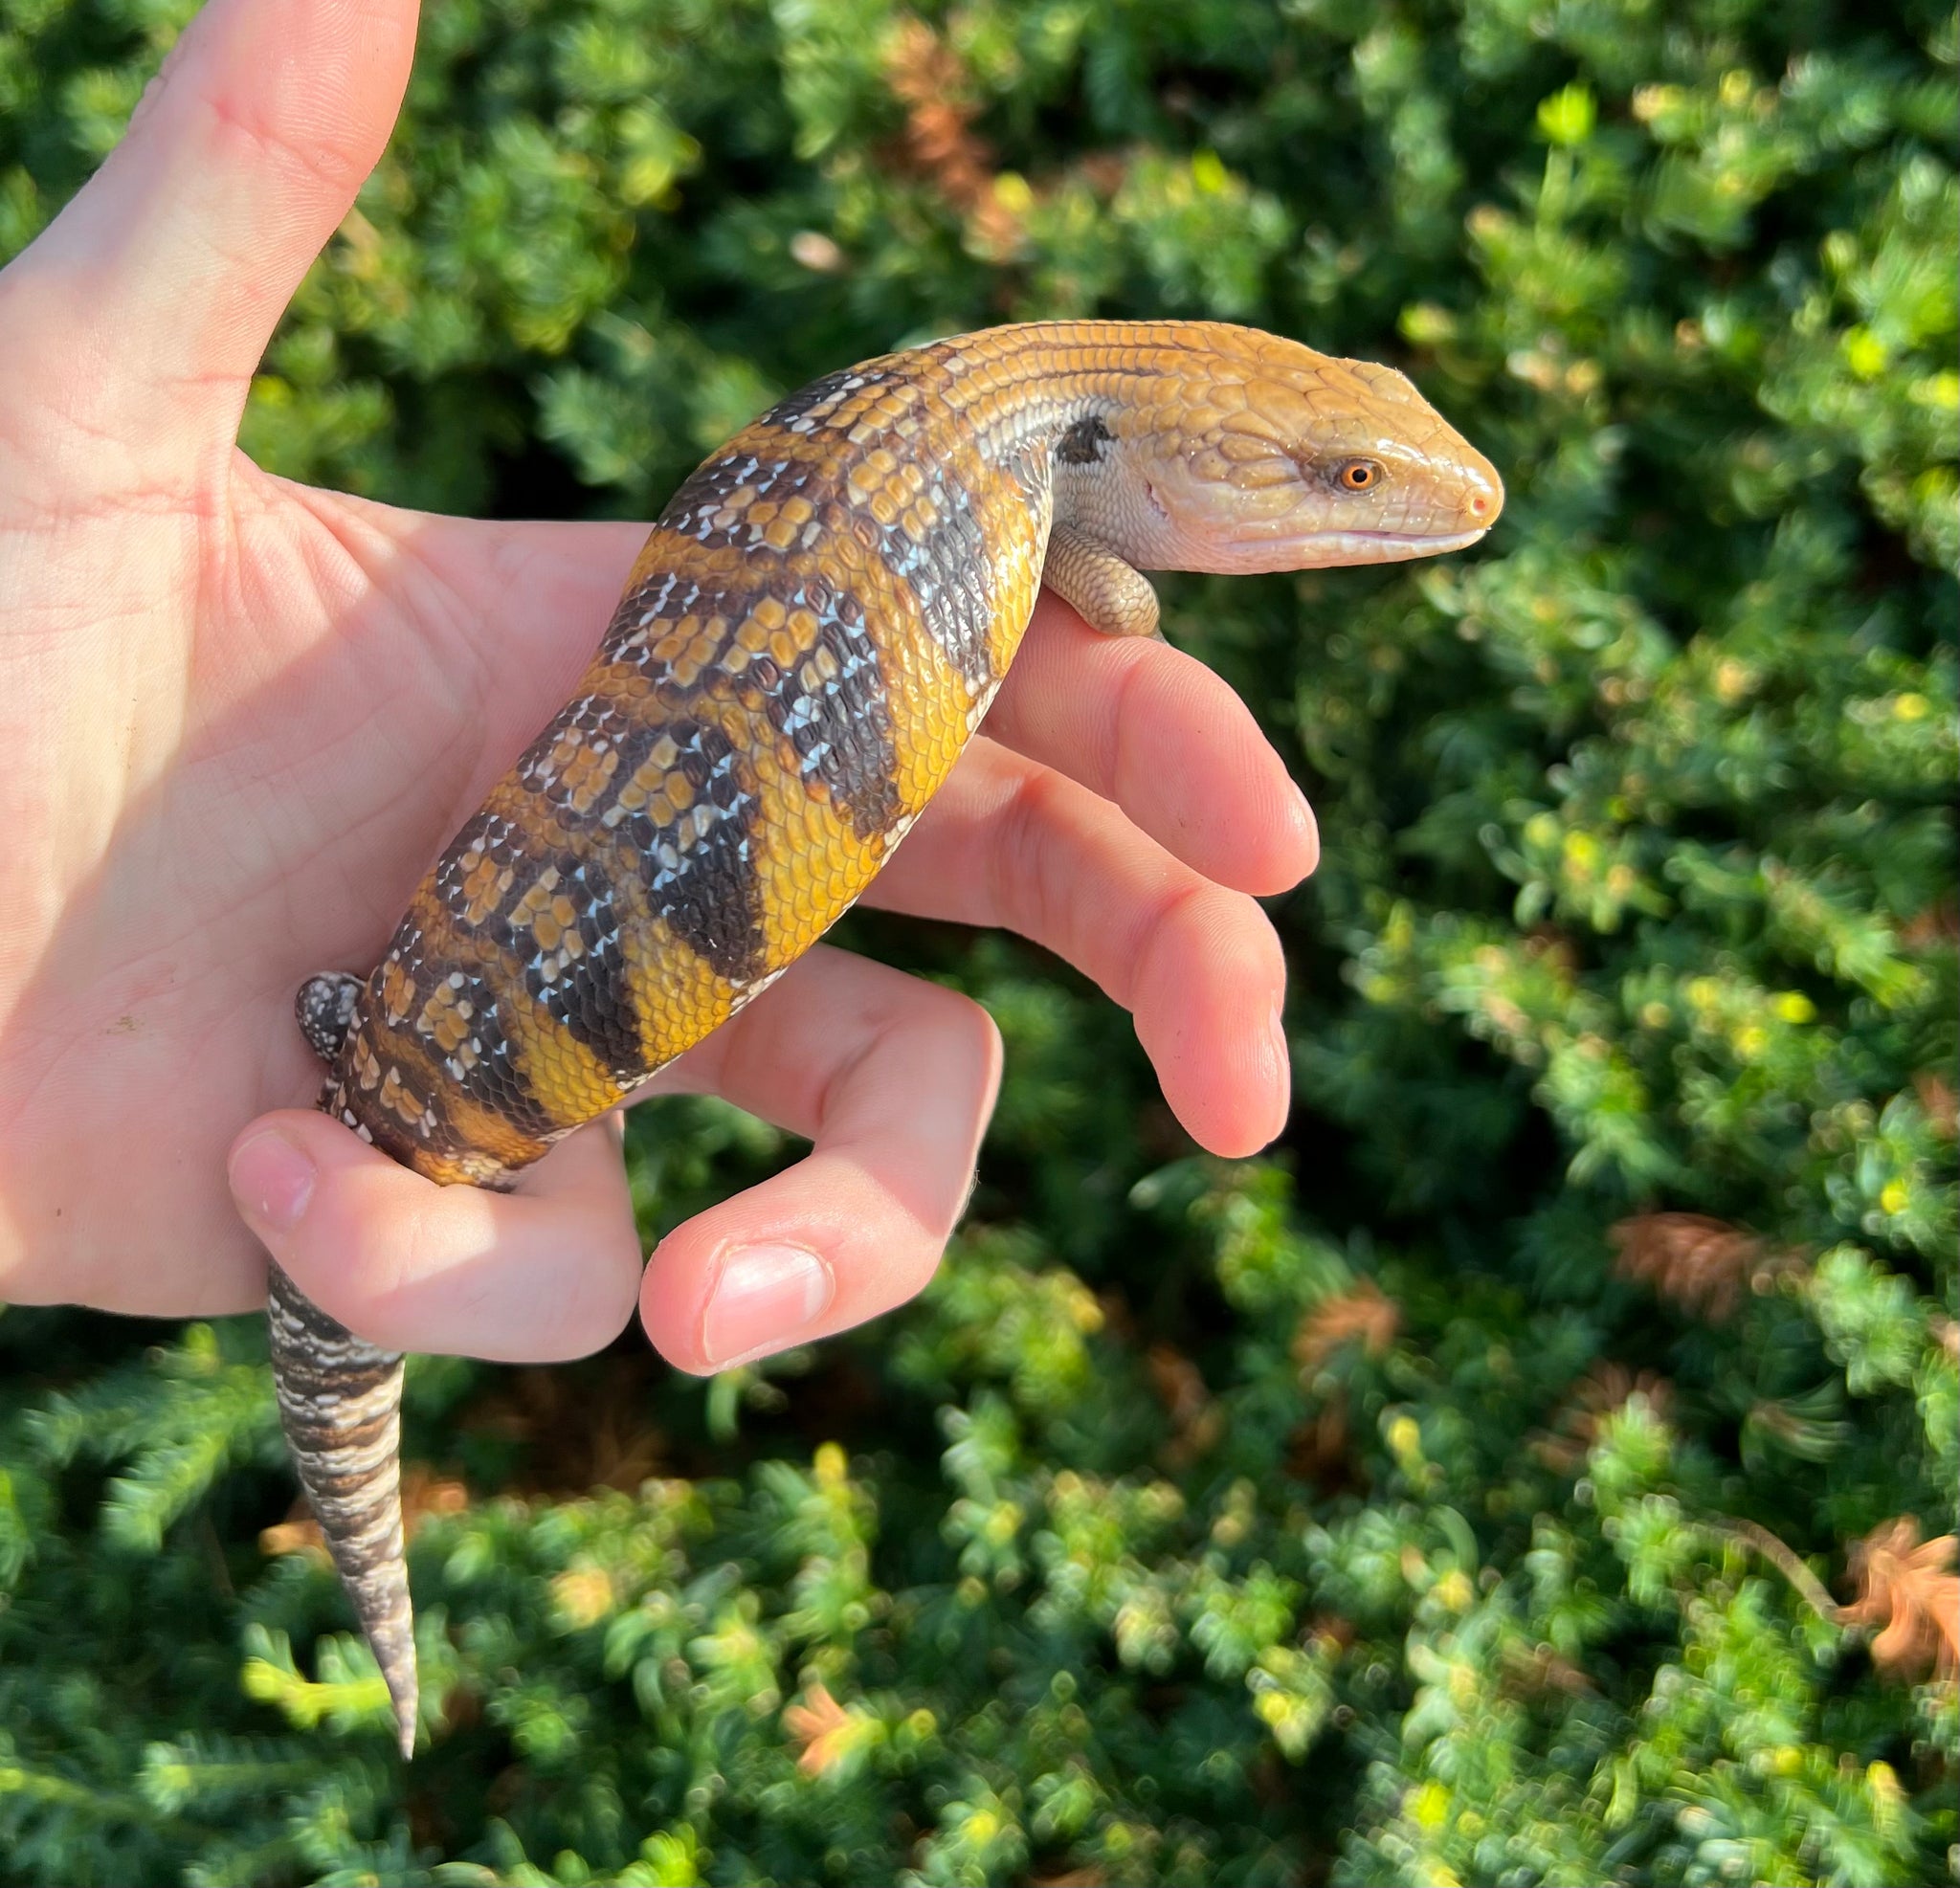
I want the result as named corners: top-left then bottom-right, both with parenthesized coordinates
top-left (1305, 1613), bottom-right (1357, 1655)
top-left (1839, 1518), bottom-right (1960, 1681)
top-left (1533, 1363), bottom-right (1673, 1472)
top-left (257, 1514), bottom-right (324, 1562)
top-left (463, 1358), bottom-right (666, 1495)
top-left (1071, 150), bottom-right (1131, 197)
top-left (782, 1682), bottom-right (855, 1778)
top-left (1146, 1342), bottom-right (1223, 1467)
top-left (1609, 1211), bottom-right (1796, 1322)
top-left (1900, 899), bottom-right (1959, 949)
top-left (1523, 924), bottom-right (1580, 976)
top-left (265, 1358), bottom-right (670, 1565)
top-left (1914, 1070), bottom-right (1957, 1139)
top-left (882, 16), bottom-right (1020, 255)
top-left (1284, 1397), bottom-right (1358, 1497)
top-left (260, 1464), bottom-right (468, 1563)
top-left (1293, 1278), bottom-right (1401, 1374)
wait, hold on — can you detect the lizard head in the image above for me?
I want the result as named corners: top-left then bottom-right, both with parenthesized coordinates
top-left (1067, 323), bottom-right (1503, 574)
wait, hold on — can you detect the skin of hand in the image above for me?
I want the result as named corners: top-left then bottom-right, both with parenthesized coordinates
top-left (0, 0), bottom-right (1316, 1376)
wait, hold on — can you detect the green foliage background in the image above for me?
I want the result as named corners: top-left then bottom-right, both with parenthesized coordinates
top-left (2, 0), bottom-right (1956, 1880)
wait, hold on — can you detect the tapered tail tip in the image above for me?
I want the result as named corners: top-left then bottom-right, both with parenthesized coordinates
top-left (380, 1645), bottom-right (419, 1759)
top-left (368, 1604), bottom-right (419, 1759)
top-left (266, 1262), bottom-right (422, 1761)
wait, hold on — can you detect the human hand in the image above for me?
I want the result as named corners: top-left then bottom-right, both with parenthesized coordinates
top-left (0, 0), bottom-right (1317, 1373)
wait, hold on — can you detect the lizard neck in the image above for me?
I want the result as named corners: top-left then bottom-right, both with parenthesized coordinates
top-left (906, 322), bottom-right (1223, 569)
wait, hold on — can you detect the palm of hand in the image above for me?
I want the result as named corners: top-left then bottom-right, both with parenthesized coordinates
top-left (0, 0), bottom-right (1310, 1370)
top-left (0, 404), bottom-right (647, 1308)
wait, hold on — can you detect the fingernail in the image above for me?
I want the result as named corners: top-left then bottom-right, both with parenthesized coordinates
top-left (230, 1131), bottom-right (316, 1234)
top-left (702, 1245), bottom-right (835, 1369)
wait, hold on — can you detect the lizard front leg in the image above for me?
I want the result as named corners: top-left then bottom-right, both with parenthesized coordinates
top-left (1041, 522), bottom-right (1163, 640)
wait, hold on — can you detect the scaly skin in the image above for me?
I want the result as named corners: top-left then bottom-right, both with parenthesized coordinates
top-left (269, 320), bottom-right (1503, 1756)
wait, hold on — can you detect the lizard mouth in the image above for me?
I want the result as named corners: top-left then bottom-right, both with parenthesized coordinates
top-left (1214, 523), bottom-right (1493, 572)
top-left (1298, 524), bottom-right (1493, 564)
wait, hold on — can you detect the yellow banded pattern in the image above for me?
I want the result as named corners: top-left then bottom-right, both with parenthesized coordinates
top-left (268, 321), bottom-right (1505, 1758)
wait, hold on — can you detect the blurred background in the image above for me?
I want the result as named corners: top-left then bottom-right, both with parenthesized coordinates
top-left (1, 0), bottom-right (1954, 1880)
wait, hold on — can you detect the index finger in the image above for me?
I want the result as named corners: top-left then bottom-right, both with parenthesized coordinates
top-left (984, 591), bottom-right (1321, 898)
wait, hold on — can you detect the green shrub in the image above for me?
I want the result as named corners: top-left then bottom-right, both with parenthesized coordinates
top-left (2, 0), bottom-right (1954, 1881)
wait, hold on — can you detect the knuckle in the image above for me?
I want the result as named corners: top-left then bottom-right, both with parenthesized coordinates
top-left (1104, 636), bottom-right (1161, 793)
top-left (988, 762), bottom-right (1070, 933)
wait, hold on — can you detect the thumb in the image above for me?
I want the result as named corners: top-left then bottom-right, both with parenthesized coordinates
top-left (21, 0), bottom-right (418, 448)
top-left (228, 1108), bottom-right (643, 1363)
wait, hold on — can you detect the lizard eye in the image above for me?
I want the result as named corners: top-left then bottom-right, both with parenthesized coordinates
top-left (1332, 457), bottom-right (1383, 492)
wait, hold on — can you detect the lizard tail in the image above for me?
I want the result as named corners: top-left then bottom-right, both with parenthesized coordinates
top-left (267, 1259), bottom-right (418, 1759)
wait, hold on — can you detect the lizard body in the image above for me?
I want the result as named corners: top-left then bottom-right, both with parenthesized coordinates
top-left (267, 320), bottom-right (1502, 1756)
